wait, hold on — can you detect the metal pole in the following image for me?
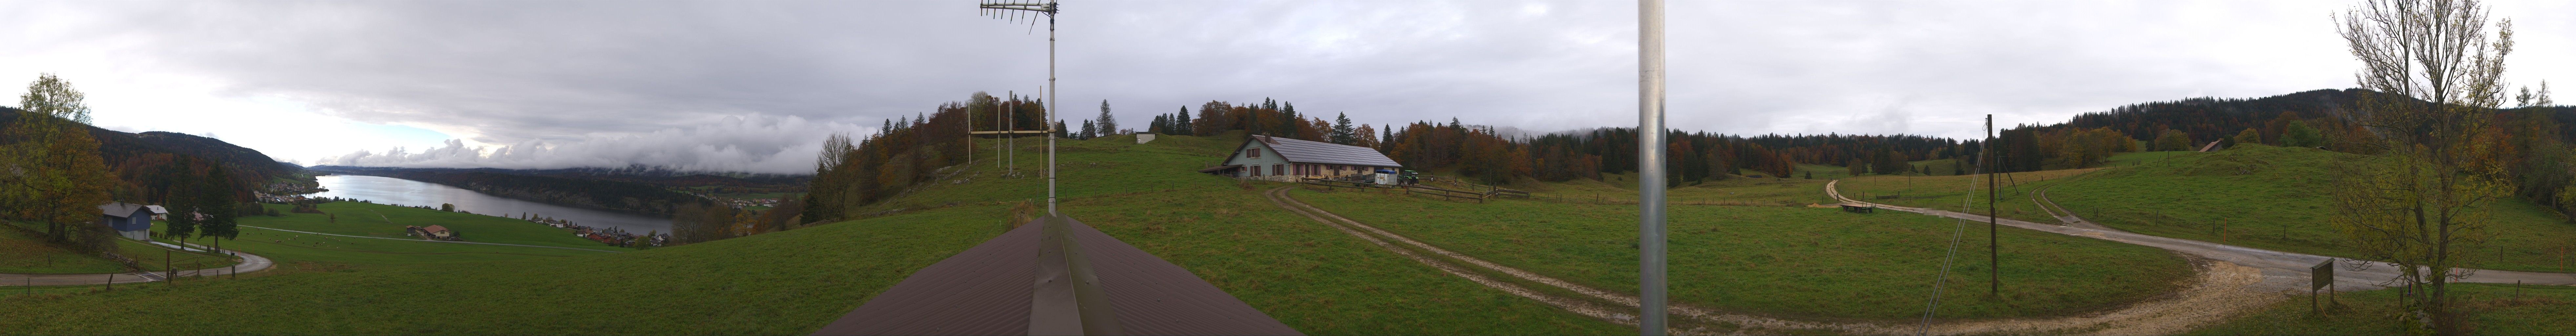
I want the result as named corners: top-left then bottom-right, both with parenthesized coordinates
top-left (1987, 115), bottom-right (1999, 297)
top-left (1636, 0), bottom-right (1668, 334)
top-left (1045, 1), bottom-right (1059, 215)
top-left (1009, 91), bottom-right (1016, 176)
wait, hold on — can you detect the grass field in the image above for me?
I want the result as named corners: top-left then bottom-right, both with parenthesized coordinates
top-left (1, 221), bottom-right (239, 274)
top-left (2046, 144), bottom-right (2576, 272)
top-left (1833, 167), bottom-right (2105, 224)
top-left (244, 202), bottom-right (627, 252)
top-left (2188, 283), bottom-right (2576, 335)
top-left (0, 132), bottom-right (1629, 335)
top-left (1287, 187), bottom-right (2195, 321)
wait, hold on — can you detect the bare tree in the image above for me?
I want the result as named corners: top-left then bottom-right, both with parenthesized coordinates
top-left (2329, 0), bottom-right (2515, 331)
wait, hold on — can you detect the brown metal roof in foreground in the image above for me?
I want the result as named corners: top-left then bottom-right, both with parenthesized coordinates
top-left (812, 215), bottom-right (1300, 336)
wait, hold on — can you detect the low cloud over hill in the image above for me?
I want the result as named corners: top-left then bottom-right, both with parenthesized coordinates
top-left (326, 114), bottom-right (862, 175)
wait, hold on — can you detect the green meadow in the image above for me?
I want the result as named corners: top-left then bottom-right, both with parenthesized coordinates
top-left (1, 221), bottom-right (239, 274)
top-left (1287, 187), bottom-right (2194, 321)
top-left (2045, 145), bottom-right (2576, 272)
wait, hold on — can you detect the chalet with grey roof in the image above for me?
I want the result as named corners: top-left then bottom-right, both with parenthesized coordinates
top-left (97, 202), bottom-right (155, 241)
top-left (1201, 135), bottom-right (1402, 182)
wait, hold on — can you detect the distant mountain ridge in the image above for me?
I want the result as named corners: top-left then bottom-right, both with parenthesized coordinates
top-left (0, 107), bottom-right (302, 200)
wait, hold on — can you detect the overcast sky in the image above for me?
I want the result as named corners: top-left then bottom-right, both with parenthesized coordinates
top-left (2, 1), bottom-right (2569, 174)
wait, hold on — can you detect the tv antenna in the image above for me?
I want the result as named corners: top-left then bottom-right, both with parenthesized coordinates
top-left (967, 0), bottom-right (1062, 215)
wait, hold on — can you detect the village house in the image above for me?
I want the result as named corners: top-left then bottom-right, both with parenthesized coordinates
top-left (1200, 135), bottom-right (1402, 182)
top-left (97, 202), bottom-right (156, 241)
top-left (143, 205), bottom-right (170, 220)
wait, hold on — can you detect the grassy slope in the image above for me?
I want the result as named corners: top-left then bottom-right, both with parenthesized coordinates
top-left (2189, 283), bottom-right (2576, 335)
top-left (0, 133), bottom-right (1625, 335)
top-left (0, 225), bottom-right (133, 274)
top-left (1289, 188), bottom-right (2194, 321)
top-left (1, 222), bottom-right (238, 274)
top-left (1834, 167), bottom-right (2104, 225)
top-left (2048, 145), bottom-right (2576, 272)
top-left (246, 202), bottom-right (627, 252)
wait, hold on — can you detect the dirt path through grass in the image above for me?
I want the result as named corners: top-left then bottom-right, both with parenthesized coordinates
top-left (1269, 186), bottom-right (2302, 335)
top-left (1828, 179), bottom-right (2576, 332)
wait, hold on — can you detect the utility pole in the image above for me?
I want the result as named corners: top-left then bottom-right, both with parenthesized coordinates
top-left (1636, 0), bottom-right (1668, 334)
top-left (1986, 115), bottom-right (1999, 297)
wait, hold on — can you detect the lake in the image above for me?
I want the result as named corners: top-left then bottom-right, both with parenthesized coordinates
top-left (311, 175), bottom-right (672, 233)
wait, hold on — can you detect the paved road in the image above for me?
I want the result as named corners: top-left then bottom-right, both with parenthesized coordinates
top-left (1825, 179), bottom-right (2576, 293)
top-left (1, 243), bottom-right (275, 287)
top-left (241, 225), bottom-right (623, 253)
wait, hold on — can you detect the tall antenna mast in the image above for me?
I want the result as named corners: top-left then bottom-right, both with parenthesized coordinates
top-left (970, 0), bottom-right (1062, 214)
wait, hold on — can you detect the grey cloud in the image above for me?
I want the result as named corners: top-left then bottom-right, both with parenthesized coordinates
top-left (328, 114), bottom-right (861, 174)
top-left (9, 0), bottom-right (2569, 173)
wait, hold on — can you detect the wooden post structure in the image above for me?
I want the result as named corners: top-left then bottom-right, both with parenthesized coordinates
top-left (1987, 115), bottom-right (1999, 297)
top-left (2312, 259), bottom-right (2335, 314)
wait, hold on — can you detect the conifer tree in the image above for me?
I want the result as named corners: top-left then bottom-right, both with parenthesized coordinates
top-left (1330, 113), bottom-right (1357, 145)
top-left (1095, 100), bottom-right (1116, 136)
top-left (1172, 107), bottom-right (1192, 135)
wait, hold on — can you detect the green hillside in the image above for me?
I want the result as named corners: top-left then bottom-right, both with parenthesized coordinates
top-left (2047, 144), bottom-right (2576, 272)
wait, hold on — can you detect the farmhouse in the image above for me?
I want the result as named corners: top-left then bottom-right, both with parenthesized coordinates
top-left (408, 225), bottom-right (458, 241)
top-left (1200, 135), bottom-right (1401, 182)
top-left (96, 202), bottom-right (155, 240)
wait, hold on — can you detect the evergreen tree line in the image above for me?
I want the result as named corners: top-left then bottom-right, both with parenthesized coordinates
top-left (157, 154), bottom-right (244, 253)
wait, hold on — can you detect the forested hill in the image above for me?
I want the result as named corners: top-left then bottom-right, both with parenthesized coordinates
top-left (2043, 88), bottom-right (2576, 146)
top-left (312, 166), bottom-right (710, 215)
top-left (0, 107), bottom-right (301, 201)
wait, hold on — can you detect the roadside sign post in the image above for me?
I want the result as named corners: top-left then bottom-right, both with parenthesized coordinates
top-left (2312, 259), bottom-right (2334, 314)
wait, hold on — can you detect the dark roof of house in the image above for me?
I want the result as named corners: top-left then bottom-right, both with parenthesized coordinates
top-left (97, 202), bottom-right (150, 218)
top-left (811, 216), bottom-right (1300, 336)
top-left (1240, 135), bottom-right (1400, 167)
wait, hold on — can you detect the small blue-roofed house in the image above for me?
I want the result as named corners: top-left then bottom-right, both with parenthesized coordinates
top-left (98, 202), bottom-right (154, 241)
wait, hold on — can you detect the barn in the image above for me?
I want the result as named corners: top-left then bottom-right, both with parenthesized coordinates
top-left (1200, 135), bottom-right (1401, 182)
top-left (97, 202), bottom-right (155, 241)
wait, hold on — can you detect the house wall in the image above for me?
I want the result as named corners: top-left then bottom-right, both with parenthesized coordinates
top-left (99, 211), bottom-right (152, 232)
top-left (1223, 142), bottom-right (1291, 178)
